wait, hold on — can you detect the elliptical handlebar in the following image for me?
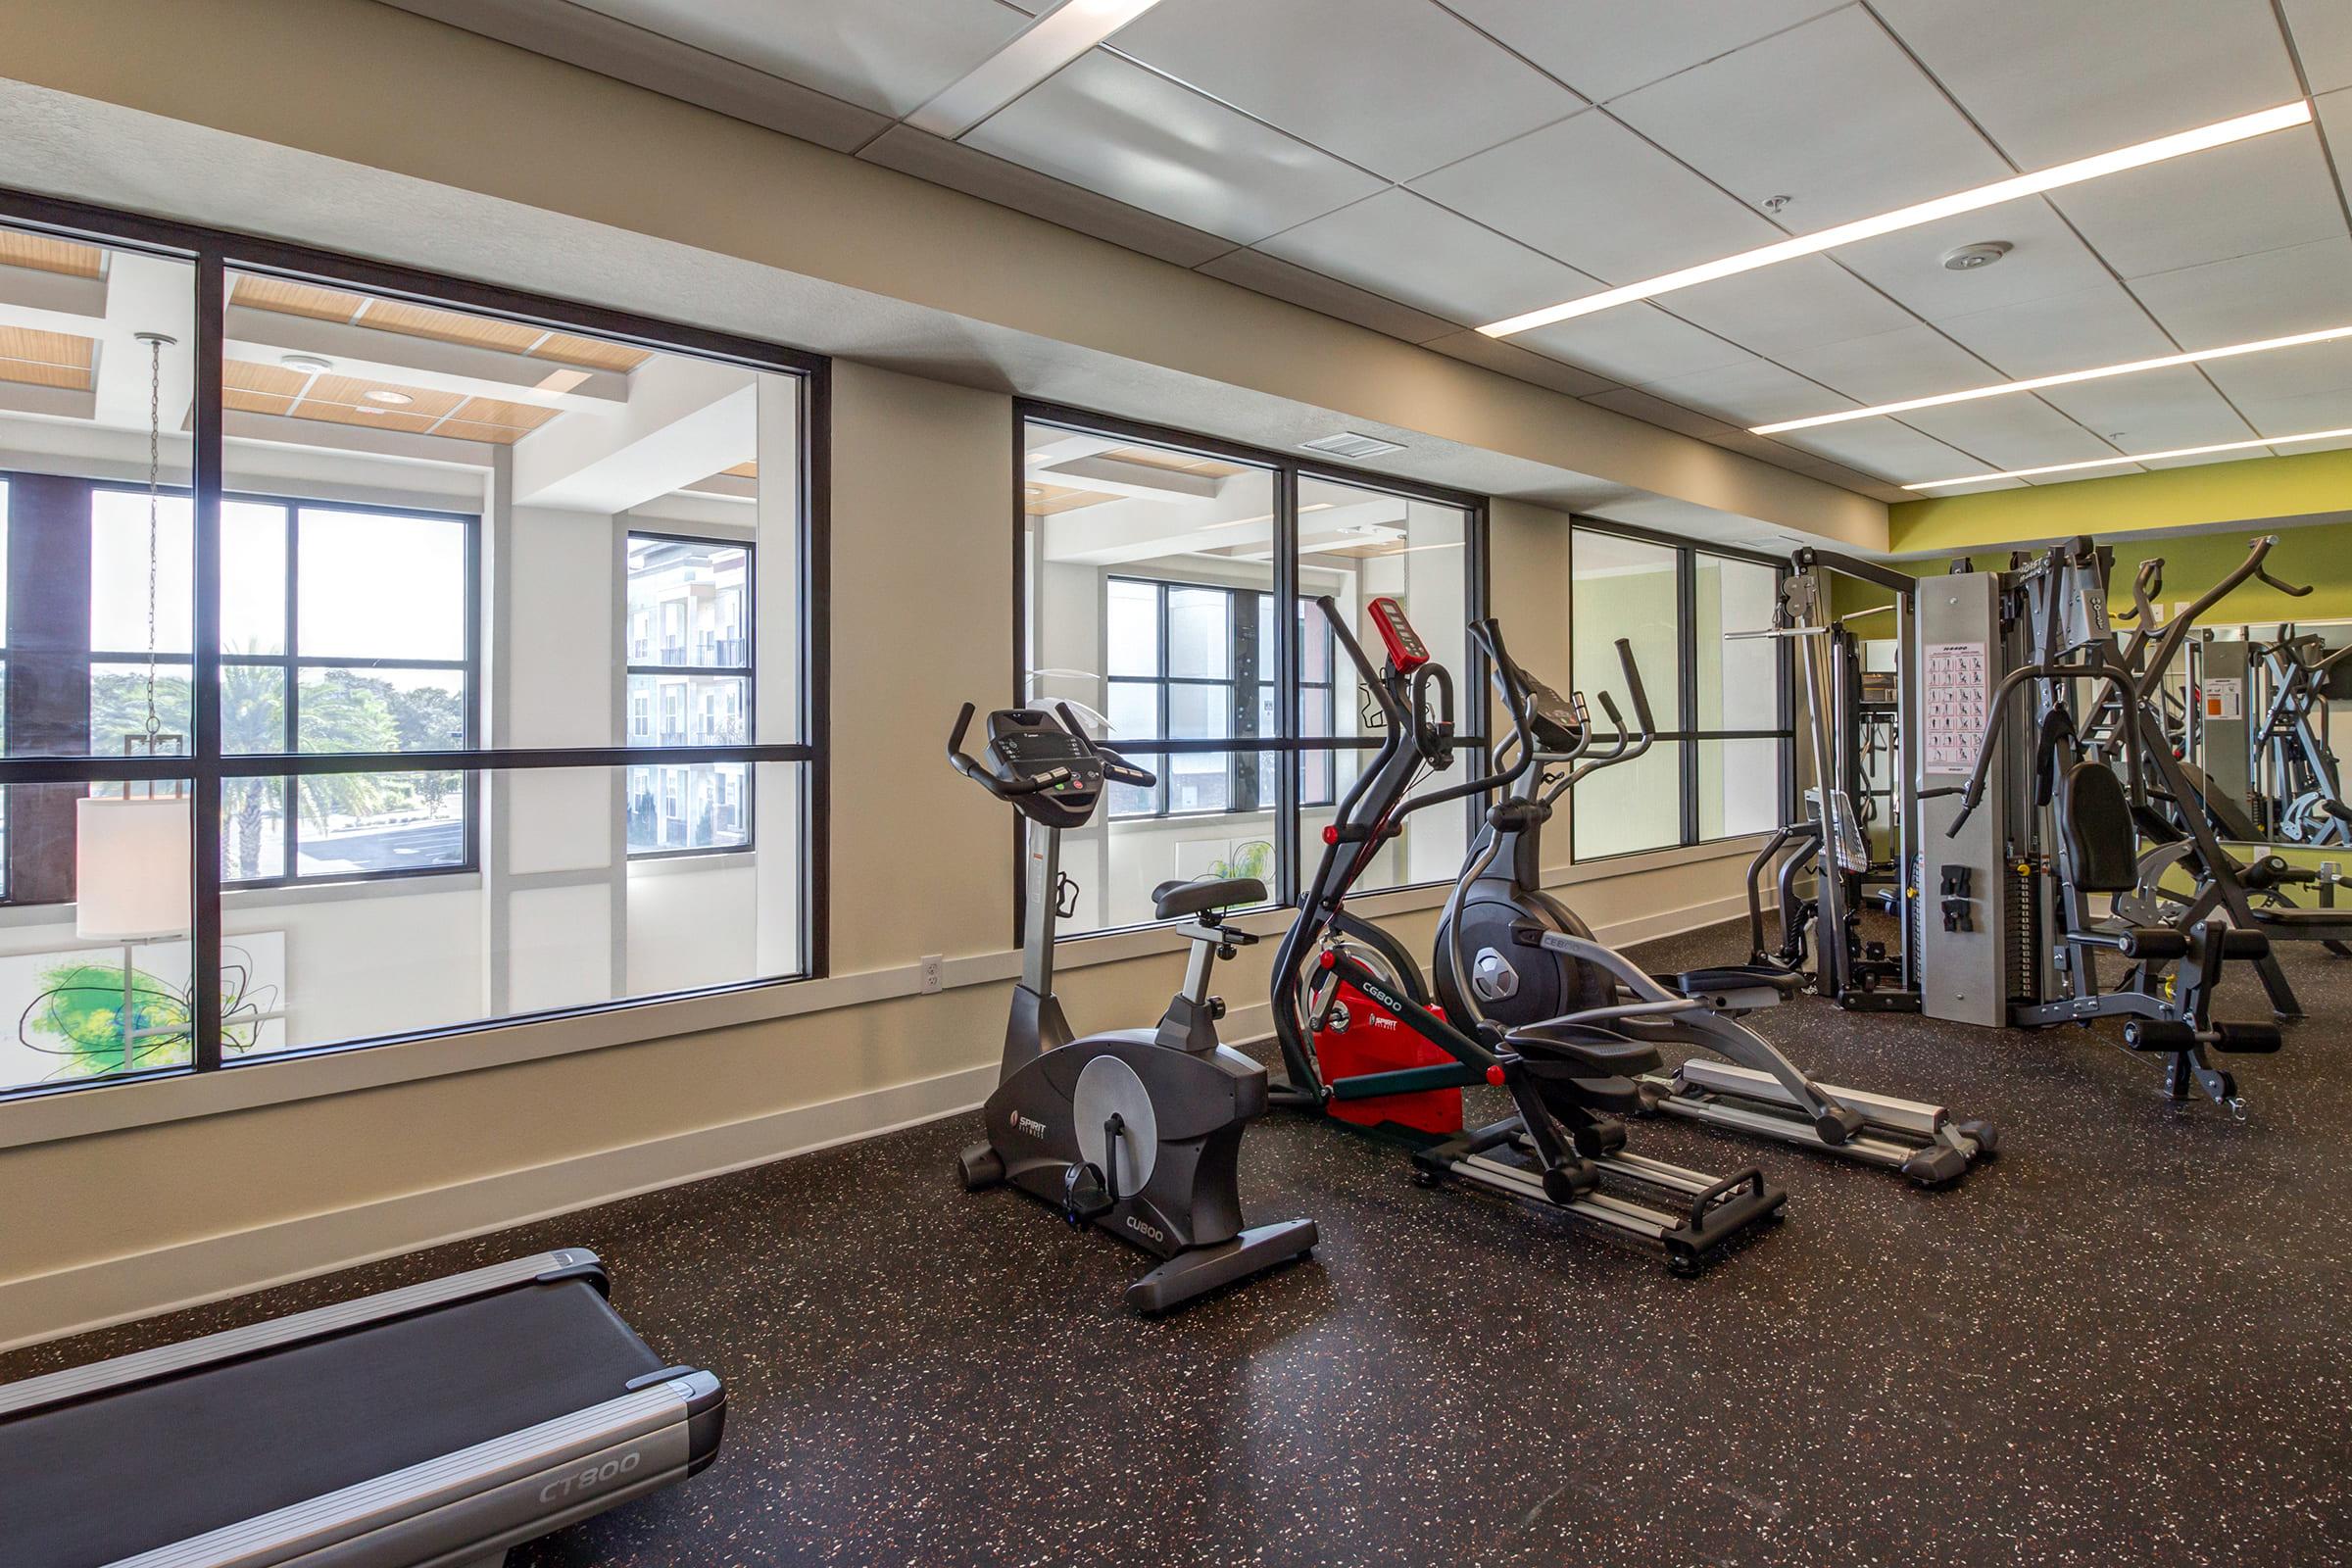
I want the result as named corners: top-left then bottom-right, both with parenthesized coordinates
top-left (2139, 535), bottom-right (2306, 692)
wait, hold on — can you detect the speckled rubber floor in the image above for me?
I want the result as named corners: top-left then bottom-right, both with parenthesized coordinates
top-left (9, 919), bottom-right (2349, 1567)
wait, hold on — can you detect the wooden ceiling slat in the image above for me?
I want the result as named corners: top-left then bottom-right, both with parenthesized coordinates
top-left (0, 231), bottom-right (106, 279)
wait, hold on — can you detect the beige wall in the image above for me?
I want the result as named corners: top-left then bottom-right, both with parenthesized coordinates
top-left (0, 21), bottom-right (1794, 1343)
top-left (0, 366), bottom-right (1770, 1346)
top-left (0, 0), bottom-right (1885, 549)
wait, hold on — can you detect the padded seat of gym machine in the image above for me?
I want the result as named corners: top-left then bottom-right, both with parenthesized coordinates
top-left (1500, 1021), bottom-right (1663, 1076)
top-left (1152, 875), bottom-right (1265, 921)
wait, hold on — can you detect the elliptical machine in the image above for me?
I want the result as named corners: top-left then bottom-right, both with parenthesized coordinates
top-left (948, 702), bottom-right (1318, 1312)
top-left (1271, 598), bottom-right (1786, 1276)
top-left (1434, 617), bottom-right (1994, 1187)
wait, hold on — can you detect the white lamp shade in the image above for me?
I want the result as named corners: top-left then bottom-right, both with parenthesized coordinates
top-left (75, 795), bottom-right (193, 941)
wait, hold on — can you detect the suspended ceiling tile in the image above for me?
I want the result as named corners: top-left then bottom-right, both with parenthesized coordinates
top-left (1581, 385), bottom-right (1748, 441)
top-left (858, 125), bottom-right (1236, 268)
top-left (565, 0), bottom-right (1025, 118)
top-left (2322, 87), bottom-right (2352, 211)
top-left (1109, 0), bottom-right (1583, 182)
top-left (1606, 6), bottom-right (2012, 226)
top-left (2287, 3), bottom-right (2352, 94)
top-left (1895, 398), bottom-right (2126, 473)
top-left (1441, 0), bottom-right (1846, 104)
top-left (1773, 415), bottom-right (1996, 485)
top-left (375, 0), bottom-right (894, 151)
top-left (2199, 332), bottom-right (2352, 407)
top-left (1831, 201), bottom-right (2119, 324)
top-left (1198, 248), bottom-right (1461, 343)
top-left (1420, 330), bottom-right (1620, 397)
top-left (963, 52), bottom-right (1386, 246)
top-left (2227, 382), bottom-right (2352, 439)
top-left (2034, 366), bottom-right (2260, 453)
top-left (2130, 235), bottom-right (2352, 344)
top-left (1774, 323), bottom-right (1998, 405)
top-left (2050, 129), bottom-right (2347, 280)
top-left (1935, 280), bottom-right (2181, 379)
top-left (1661, 256), bottom-right (1915, 360)
top-left (1255, 188), bottom-right (1592, 325)
top-left (1408, 107), bottom-right (1780, 282)
top-left (1871, 0), bottom-right (2301, 167)
top-left (1628, 353), bottom-right (1856, 428)
top-left (1512, 301), bottom-right (1754, 384)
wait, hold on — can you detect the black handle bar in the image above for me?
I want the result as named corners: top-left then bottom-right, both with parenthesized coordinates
top-left (1056, 700), bottom-right (1157, 788)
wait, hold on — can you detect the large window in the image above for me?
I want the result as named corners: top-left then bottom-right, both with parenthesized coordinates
top-left (74, 490), bottom-right (478, 887)
top-left (1103, 577), bottom-right (1335, 819)
top-left (1022, 411), bottom-right (1483, 936)
top-left (1570, 525), bottom-right (1789, 860)
top-left (626, 533), bottom-right (752, 857)
top-left (0, 204), bottom-right (822, 1099)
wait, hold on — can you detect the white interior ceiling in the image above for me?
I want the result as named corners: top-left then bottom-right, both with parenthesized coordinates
top-left (381, 0), bottom-right (2352, 505)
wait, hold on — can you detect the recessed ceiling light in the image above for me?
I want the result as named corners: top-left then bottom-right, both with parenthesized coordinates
top-left (363, 389), bottom-right (415, 406)
top-left (906, 0), bottom-right (1169, 139)
top-left (1906, 424), bottom-right (2352, 490)
top-left (1940, 241), bottom-right (2012, 270)
top-left (1753, 323), bottom-right (2352, 435)
top-left (279, 353), bottom-right (332, 373)
top-left (1480, 100), bottom-right (2314, 338)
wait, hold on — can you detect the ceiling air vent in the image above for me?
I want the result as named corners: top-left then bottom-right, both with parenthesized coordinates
top-left (1300, 431), bottom-right (1406, 461)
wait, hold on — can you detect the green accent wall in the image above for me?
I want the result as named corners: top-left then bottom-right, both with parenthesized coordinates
top-left (1888, 445), bottom-right (2352, 556)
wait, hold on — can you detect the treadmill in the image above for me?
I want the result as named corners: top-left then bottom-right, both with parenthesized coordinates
top-left (0, 1249), bottom-right (723, 1567)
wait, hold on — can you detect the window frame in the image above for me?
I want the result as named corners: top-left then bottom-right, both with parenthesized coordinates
top-left (622, 527), bottom-right (758, 861)
top-left (73, 483), bottom-right (486, 892)
top-left (1015, 400), bottom-right (1489, 941)
top-left (1567, 520), bottom-right (1795, 862)
top-left (0, 185), bottom-right (830, 1103)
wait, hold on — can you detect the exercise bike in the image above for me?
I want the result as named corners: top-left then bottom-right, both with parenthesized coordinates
top-left (948, 702), bottom-right (1318, 1312)
top-left (1434, 617), bottom-right (1993, 1187)
top-left (1270, 597), bottom-right (1786, 1276)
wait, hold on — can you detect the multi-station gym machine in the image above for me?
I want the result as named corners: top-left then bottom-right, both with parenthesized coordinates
top-left (1752, 536), bottom-right (2297, 1112)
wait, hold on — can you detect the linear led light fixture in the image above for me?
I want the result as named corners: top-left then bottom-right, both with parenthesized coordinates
top-left (1906, 424), bottom-right (2352, 490)
top-left (1479, 101), bottom-right (2314, 338)
top-left (906, 0), bottom-right (1167, 138)
top-left (1754, 323), bottom-right (2352, 434)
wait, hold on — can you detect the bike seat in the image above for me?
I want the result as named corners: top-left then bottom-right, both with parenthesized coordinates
top-left (1152, 875), bottom-right (1266, 921)
top-left (1667, 966), bottom-right (1805, 1002)
top-left (1502, 1021), bottom-right (1663, 1076)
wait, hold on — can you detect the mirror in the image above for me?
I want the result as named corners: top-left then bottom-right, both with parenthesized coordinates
top-left (2180, 618), bottom-right (2352, 853)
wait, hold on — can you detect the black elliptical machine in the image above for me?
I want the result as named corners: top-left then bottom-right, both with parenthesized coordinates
top-left (949, 702), bottom-right (1318, 1312)
top-left (1434, 617), bottom-right (1993, 1187)
top-left (1270, 597), bottom-right (1785, 1275)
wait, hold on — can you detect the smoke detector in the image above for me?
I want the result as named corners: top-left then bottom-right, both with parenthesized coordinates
top-left (1941, 241), bottom-right (2013, 271)
top-left (1300, 431), bottom-right (1406, 461)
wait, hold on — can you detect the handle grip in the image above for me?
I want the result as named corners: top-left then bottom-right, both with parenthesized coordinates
top-left (1055, 700), bottom-right (1156, 788)
top-left (1614, 638), bottom-right (1657, 736)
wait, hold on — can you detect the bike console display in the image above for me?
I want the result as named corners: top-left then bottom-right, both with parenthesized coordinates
top-left (1367, 596), bottom-right (1429, 671)
top-left (948, 706), bottom-right (1154, 830)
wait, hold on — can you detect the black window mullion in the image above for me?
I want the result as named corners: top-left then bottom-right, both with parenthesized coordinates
top-left (1678, 545), bottom-right (1700, 850)
top-left (1273, 466), bottom-right (1299, 908)
top-left (191, 252), bottom-right (224, 1071)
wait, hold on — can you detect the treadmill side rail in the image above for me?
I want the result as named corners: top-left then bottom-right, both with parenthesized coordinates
top-left (0, 1251), bottom-right (602, 1420)
top-left (112, 1372), bottom-right (722, 1568)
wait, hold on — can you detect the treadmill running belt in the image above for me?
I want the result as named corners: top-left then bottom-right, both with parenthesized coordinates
top-left (0, 1278), bottom-right (663, 1568)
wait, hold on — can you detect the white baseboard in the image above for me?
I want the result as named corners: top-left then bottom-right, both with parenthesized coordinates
top-left (0, 1061), bottom-right (998, 1352)
top-left (0, 890), bottom-right (1759, 1350)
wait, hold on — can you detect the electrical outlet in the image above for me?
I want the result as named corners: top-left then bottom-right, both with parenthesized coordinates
top-left (919, 954), bottom-right (944, 995)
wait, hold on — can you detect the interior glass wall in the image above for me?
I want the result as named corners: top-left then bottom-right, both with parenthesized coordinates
top-left (1570, 526), bottom-right (1791, 860)
top-left (1021, 415), bottom-right (1483, 936)
top-left (0, 208), bottom-right (819, 1098)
